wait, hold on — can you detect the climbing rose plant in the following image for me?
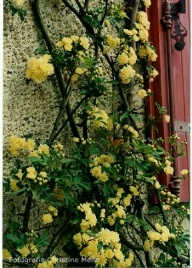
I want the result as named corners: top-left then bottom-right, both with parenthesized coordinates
top-left (3, 0), bottom-right (190, 267)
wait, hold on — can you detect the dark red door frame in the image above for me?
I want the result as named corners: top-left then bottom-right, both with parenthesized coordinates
top-left (147, 0), bottom-right (190, 201)
top-left (147, 0), bottom-right (172, 187)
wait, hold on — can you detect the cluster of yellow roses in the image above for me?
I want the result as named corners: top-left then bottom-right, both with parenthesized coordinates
top-left (88, 106), bottom-right (113, 131)
top-left (144, 223), bottom-right (175, 252)
top-left (73, 218), bottom-right (135, 267)
top-left (56, 35), bottom-right (90, 51)
top-left (8, 135), bottom-right (66, 192)
top-left (90, 153), bottom-right (115, 182)
top-left (42, 206), bottom-right (58, 224)
top-left (160, 190), bottom-right (180, 210)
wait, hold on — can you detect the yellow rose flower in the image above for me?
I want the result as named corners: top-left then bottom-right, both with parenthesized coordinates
top-left (143, 240), bottom-right (151, 251)
top-left (17, 246), bottom-right (30, 257)
top-left (164, 115), bottom-right (170, 123)
top-left (80, 37), bottom-right (89, 49)
top-left (98, 171), bottom-right (109, 182)
top-left (130, 186), bottom-right (139, 196)
top-left (72, 137), bottom-right (80, 143)
top-left (138, 89), bottom-right (147, 98)
top-left (26, 55), bottom-right (54, 83)
top-left (90, 165), bottom-right (102, 178)
top-left (10, 179), bottom-right (20, 191)
top-left (117, 52), bottom-right (129, 65)
top-left (14, 0), bottom-right (25, 6)
top-left (42, 213), bottom-right (53, 224)
top-left (164, 165), bottom-right (174, 175)
top-left (26, 166), bottom-right (37, 180)
top-left (38, 144), bottom-right (50, 155)
top-left (119, 65), bottom-right (135, 84)
top-left (71, 35), bottom-right (79, 43)
top-left (154, 181), bottom-right (161, 189)
top-left (3, 248), bottom-right (12, 260)
top-left (143, 0), bottom-right (151, 8)
top-left (180, 169), bottom-right (189, 176)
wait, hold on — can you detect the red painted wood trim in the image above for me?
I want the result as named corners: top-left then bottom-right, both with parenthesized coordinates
top-left (147, 0), bottom-right (171, 187)
top-left (147, 0), bottom-right (190, 201)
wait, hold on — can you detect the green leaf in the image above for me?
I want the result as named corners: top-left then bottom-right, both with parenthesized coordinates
top-left (130, 113), bottom-right (141, 121)
top-left (13, 187), bottom-right (27, 196)
top-left (6, 234), bottom-right (21, 244)
top-left (181, 233), bottom-right (190, 243)
top-left (35, 47), bottom-right (48, 55)
top-left (119, 111), bottom-right (130, 123)
top-left (10, 5), bottom-right (27, 21)
top-left (102, 184), bottom-right (113, 198)
top-left (27, 156), bottom-right (43, 164)
top-left (155, 102), bottom-right (167, 114)
top-left (9, 221), bottom-right (20, 233)
top-left (159, 253), bottom-right (166, 263)
top-left (175, 244), bottom-right (182, 257)
top-left (82, 15), bottom-right (100, 28)
top-left (75, 180), bottom-right (91, 190)
top-left (17, 9), bottom-right (27, 21)
top-left (35, 234), bottom-right (49, 248)
top-left (97, 241), bottom-right (103, 252)
top-left (61, 158), bottom-right (74, 166)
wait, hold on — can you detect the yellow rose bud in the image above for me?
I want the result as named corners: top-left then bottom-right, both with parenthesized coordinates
top-left (164, 115), bottom-right (170, 123)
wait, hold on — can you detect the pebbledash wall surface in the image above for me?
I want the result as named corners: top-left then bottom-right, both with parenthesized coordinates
top-left (3, 0), bottom-right (145, 264)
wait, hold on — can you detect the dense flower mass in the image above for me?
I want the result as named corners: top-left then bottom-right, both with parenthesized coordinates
top-left (26, 54), bottom-right (54, 83)
top-left (77, 203), bottom-right (97, 231)
top-left (137, 43), bottom-right (158, 61)
top-left (147, 223), bottom-right (175, 247)
top-left (89, 154), bottom-right (115, 182)
top-left (56, 35), bottom-right (90, 51)
top-left (4, 2), bottom-right (190, 268)
top-left (106, 34), bottom-right (121, 49)
top-left (73, 226), bottom-right (134, 267)
top-left (8, 135), bottom-right (36, 156)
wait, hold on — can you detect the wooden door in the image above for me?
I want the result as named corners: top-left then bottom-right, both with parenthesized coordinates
top-left (148, 0), bottom-right (190, 201)
top-left (171, 0), bottom-right (190, 202)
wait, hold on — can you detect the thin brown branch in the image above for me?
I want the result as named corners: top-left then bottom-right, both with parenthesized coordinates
top-left (84, 0), bottom-right (89, 12)
top-left (22, 194), bottom-right (33, 233)
top-left (75, 0), bottom-right (85, 14)
top-left (31, 0), bottom-right (80, 140)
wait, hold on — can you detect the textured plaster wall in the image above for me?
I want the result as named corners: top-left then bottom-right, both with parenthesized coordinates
top-left (3, 0), bottom-right (82, 150)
